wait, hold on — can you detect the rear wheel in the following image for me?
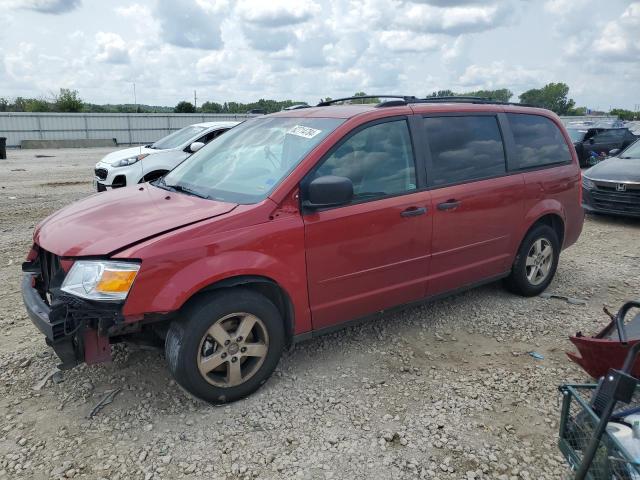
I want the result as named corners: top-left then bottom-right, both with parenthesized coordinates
top-left (504, 224), bottom-right (560, 296)
top-left (165, 289), bottom-right (285, 404)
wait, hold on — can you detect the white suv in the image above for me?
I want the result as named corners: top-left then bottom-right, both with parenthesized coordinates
top-left (94, 121), bottom-right (240, 191)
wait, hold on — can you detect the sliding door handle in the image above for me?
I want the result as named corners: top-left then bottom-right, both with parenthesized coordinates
top-left (437, 200), bottom-right (461, 211)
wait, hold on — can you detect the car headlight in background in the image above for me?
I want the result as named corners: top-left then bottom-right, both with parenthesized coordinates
top-left (581, 176), bottom-right (595, 190)
top-left (61, 260), bottom-right (140, 301)
top-left (112, 153), bottom-right (148, 168)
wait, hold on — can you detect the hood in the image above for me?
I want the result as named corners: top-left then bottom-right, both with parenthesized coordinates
top-left (585, 157), bottom-right (640, 183)
top-left (35, 185), bottom-right (237, 257)
top-left (99, 145), bottom-right (158, 165)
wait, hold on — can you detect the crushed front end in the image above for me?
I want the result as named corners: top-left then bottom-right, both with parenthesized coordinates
top-left (21, 246), bottom-right (123, 369)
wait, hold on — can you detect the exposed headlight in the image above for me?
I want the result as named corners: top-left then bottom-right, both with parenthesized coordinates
top-left (582, 176), bottom-right (595, 190)
top-left (61, 260), bottom-right (140, 301)
top-left (112, 154), bottom-right (148, 168)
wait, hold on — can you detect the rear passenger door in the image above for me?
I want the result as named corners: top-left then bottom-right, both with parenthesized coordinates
top-left (421, 114), bottom-right (524, 297)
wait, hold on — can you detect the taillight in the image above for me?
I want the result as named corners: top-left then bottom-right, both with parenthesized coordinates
top-left (578, 173), bottom-right (583, 205)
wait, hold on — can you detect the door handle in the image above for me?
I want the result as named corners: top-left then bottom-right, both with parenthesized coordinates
top-left (400, 207), bottom-right (427, 217)
top-left (437, 199), bottom-right (461, 211)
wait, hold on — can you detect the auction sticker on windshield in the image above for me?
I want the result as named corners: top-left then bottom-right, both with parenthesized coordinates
top-left (287, 125), bottom-right (322, 139)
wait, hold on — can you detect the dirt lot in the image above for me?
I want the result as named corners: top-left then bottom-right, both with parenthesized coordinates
top-left (0, 147), bottom-right (639, 480)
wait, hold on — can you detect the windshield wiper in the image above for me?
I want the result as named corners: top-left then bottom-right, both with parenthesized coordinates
top-left (165, 183), bottom-right (210, 199)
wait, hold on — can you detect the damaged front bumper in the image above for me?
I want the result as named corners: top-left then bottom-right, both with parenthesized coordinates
top-left (21, 274), bottom-right (115, 369)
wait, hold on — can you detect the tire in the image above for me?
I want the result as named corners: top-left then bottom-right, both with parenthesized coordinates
top-left (504, 224), bottom-right (560, 297)
top-left (165, 289), bottom-right (285, 404)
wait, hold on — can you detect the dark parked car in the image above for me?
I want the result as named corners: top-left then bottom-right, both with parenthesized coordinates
top-left (572, 127), bottom-right (637, 167)
top-left (582, 140), bottom-right (640, 217)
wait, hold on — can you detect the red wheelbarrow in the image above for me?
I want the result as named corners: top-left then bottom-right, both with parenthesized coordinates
top-left (568, 301), bottom-right (640, 379)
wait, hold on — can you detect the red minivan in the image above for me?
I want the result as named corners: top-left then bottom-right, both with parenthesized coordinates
top-left (22, 97), bottom-right (583, 403)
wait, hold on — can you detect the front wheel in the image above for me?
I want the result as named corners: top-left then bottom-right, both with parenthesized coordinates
top-left (165, 289), bottom-right (285, 404)
top-left (504, 224), bottom-right (560, 297)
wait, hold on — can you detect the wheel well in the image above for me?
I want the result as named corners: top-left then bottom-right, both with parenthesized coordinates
top-left (531, 213), bottom-right (565, 247)
top-left (191, 276), bottom-right (295, 345)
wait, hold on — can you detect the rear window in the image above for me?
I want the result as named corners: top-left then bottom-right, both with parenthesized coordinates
top-left (423, 115), bottom-right (506, 186)
top-left (508, 114), bottom-right (572, 169)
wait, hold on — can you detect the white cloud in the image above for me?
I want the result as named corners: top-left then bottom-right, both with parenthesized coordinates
top-left (398, 3), bottom-right (511, 35)
top-left (95, 32), bottom-right (130, 64)
top-left (236, 0), bottom-right (321, 27)
top-left (592, 2), bottom-right (640, 62)
top-left (377, 31), bottom-right (440, 53)
top-left (155, 0), bottom-right (225, 50)
top-left (458, 62), bottom-right (547, 90)
top-left (8, 0), bottom-right (81, 14)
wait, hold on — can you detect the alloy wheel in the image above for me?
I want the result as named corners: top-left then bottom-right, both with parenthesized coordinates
top-left (197, 312), bottom-right (269, 387)
top-left (525, 238), bottom-right (553, 286)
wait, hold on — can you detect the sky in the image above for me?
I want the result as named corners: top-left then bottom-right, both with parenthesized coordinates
top-left (0, 0), bottom-right (639, 110)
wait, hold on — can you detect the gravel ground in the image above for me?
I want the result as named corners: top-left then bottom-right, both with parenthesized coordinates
top-left (0, 147), bottom-right (639, 480)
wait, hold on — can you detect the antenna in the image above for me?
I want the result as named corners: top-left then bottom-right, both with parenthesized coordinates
top-left (133, 83), bottom-right (137, 112)
top-left (194, 90), bottom-right (197, 110)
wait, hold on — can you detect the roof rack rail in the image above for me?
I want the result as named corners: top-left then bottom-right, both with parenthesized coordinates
top-left (317, 95), bottom-right (416, 107)
top-left (316, 95), bottom-right (537, 109)
top-left (412, 96), bottom-right (537, 108)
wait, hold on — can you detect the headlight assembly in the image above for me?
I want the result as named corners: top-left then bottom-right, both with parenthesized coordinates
top-left (112, 154), bottom-right (148, 168)
top-left (581, 176), bottom-right (595, 190)
top-left (61, 260), bottom-right (140, 301)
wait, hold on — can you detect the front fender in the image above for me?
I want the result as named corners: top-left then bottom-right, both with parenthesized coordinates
top-left (120, 213), bottom-right (311, 334)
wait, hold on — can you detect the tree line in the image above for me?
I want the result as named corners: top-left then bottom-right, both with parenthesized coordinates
top-left (1, 84), bottom-right (637, 120)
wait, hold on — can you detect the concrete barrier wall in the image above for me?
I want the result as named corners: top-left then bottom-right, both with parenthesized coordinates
top-left (0, 112), bottom-right (254, 148)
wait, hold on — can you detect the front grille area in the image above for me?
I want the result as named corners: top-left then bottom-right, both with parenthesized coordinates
top-left (591, 183), bottom-right (640, 215)
top-left (94, 168), bottom-right (108, 180)
top-left (36, 248), bottom-right (65, 305)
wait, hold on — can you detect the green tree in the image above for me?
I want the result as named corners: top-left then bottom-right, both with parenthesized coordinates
top-left (351, 92), bottom-right (379, 104)
top-left (0, 98), bottom-right (8, 112)
top-left (55, 88), bottom-right (83, 112)
top-left (465, 89), bottom-right (513, 102)
top-left (610, 108), bottom-right (637, 121)
top-left (174, 101), bottom-right (196, 113)
top-left (427, 90), bottom-right (456, 98)
top-left (201, 101), bottom-right (223, 113)
top-left (518, 82), bottom-right (575, 115)
top-left (25, 98), bottom-right (50, 112)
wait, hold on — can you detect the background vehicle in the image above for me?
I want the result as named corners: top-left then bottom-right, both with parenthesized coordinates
top-left (22, 96), bottom-right (583, 404)
top-left (572, 127), bottom-right (637, 167)
top-left (582, 139), bottom-right (640, 217)
top-left (93, 121), bottom-right (239, 191)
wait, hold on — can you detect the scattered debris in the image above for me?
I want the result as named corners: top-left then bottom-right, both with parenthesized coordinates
top-left (539, 292), bottom-right (588, 305)
top-left (32, 367), bottom-right (61, 391)
top-left (10, 168), bottom-right (26, 171)
top-left (87, 388), bottom-right (121, 419)
top-left (528, 351), bottom-right (544, 360)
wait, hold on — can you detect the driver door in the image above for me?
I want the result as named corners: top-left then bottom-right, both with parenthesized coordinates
top-left (302, 118), bottom-right (432, 330)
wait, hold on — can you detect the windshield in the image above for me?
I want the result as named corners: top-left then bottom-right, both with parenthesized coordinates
top-left (162, 116), bottom-right (344, 203)
top-left (619, 140), bottom-right (640, 159)
top-left (567, 129), bottom-right (586, 142)
top-left (152, 126), bottom-right (207, 150)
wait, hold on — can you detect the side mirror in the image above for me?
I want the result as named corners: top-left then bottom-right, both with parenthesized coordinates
top-left (304, 175), bottom-right (353, 209)
top-left (189, 141), bottom-right (205, 153)
top-left (608, 148), bottom-right (620, 157)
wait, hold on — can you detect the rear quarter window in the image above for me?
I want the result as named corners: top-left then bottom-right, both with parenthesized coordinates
top-left (507, 113), bottom-right (572, 169)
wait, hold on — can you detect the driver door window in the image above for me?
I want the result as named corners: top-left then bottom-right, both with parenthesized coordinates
top-left (313, 119), bottom-right (417, 202)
